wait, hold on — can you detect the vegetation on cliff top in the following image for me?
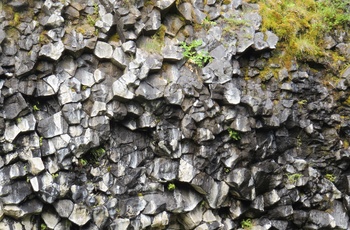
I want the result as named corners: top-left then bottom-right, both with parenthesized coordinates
top-left (248, 0), bottom-right (350, 67)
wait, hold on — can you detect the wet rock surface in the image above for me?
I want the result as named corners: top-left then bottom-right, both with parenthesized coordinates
top-left (0, 0), bottom-right (350, 229)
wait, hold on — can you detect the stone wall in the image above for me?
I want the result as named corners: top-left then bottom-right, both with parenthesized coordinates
top-left (0, 0), bottom-right (350, 229)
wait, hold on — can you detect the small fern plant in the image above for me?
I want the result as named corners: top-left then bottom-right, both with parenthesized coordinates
top-left (180, 39), bottom-right (212, 67)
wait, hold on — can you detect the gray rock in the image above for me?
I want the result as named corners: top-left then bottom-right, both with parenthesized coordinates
top-left (140, 214), bottom-right (152, 228)
top-left (1, 181), bottom-right (32, 204)
top-left (58, 78), bottom-right (83, 104)
top-left (92, 206), bottom-right (109, 228)
top-left (122, 41), bottom-right (137, 54)
top-left (178, 158), bottom-right (198, 182)
top-left (137, 111), bottom-right (156, 128)
top-left (58, 55), bottom-right (77, 76)
top-left (112, 74), bottom-right (136, 100)
top-left (265, 30), bottom-right (279, 49)
top-left (178, 2), bottom-right (193, 22)
top-left (39, 40), bottom-right (65, 61)
top-left (191, 173), bottom-right (228, 208)
top-left (244, 10), bottom-right (261, 28)
top-left (150, 158), bottom-right (178, 182)
top-left (202, 59), bottom-right (233, 84)
top-left (94, 41), bottom-right (113, 59)
top-left (270, 220), bottom-right (288, 230)
top-left (75, 68), bottom-right (95, 87)
top-left (89, 116), bottom-right (110, 139)
top-left (112, 47), bottom-right (128, 69)
top-left (110, 218), bottom-right (130, 230)
top-left (336, 43), bottom-right (350, 59)
top-left (225, 168), bottom-right (255, 200)
top-left (143, 193), bottom-right (170, 215)
top-left (209, 44), bottom-right (228, 60)
top-left (28, 157), bottom-right (45, 175)
top-left (118, 197), bottom-right (147, 218)
top-left (268, 205), bottom-right (293, 218)
top-left (3, 199), bottom-right (43, 219)
top-left (156, 0), bottom-right (176, 11)
top-left (236, 26), bottom-right (255, 53)
top-left (90, 101), bottom-right (107, 117)
top-left (8, 0), bottom-right (28, 9)
top-left (36, 174), bottom-right (60, 204)
top-left (135, 73), bottom-right (167, 100)
top-left (62, 103), bottom-right (84, 125)
top-left (93, 69), bottom-right (105, 83)
top-left (37, 112), bottom-right (69, 138)
top-left (0, 29), bottom-right (5, 44)
top-left (253, 32), bottom-right (268, 50)
top-left (14, 50), bottom-right (37, 76)
top-left (230, 115), bottom-right (251, 132)
top-left (329, 200), bottom-right (349, 229)
top-left (163, 15), bottom-right (185, 37)
top-left (224, 83), bottom-right (241, 104)
top-left (53, 220), bottom-right (73, 230)
top-left (42, 208), bottom-right (61, 229)
top-left (196, 128), bottom-right (215, 142)
top-left (36, 74), bottom-right (62, 96)
top-left (152, 211), bottom-right (169, 228)
top-left (305, 210), bottom-right (336, 229)
top-left (106, 101), bottom-right (127, 120)
top-left (4, 93), bottom-right (28, 120)
top-left (179, 206), bottom-right (202, 229)
top-left (206, 181), bottom-right (230, 208)
top-left (44, 14), bottom-right (64, 27)
top-left (144, 9), bottom-right (161, 32)
top-left (69, 204), bottom-right (91, 226)
top-left (142, 53), bottom-right (163, 73)
top-left (9, 162), bottom-right (27, 180)
top-left (323, 35), bottom-right (337, 49)
top-left (164, 84), bottom-right (184, 105)
top-left (96, 13), bottom-right (114, 33)
top-left (54, 199), bottom-right (74, 218)
top-left (263, 189), bottom-right (280, 207)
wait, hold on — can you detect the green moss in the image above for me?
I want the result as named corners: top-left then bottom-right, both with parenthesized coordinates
top-left (144, 0), bottom-right (155, 7)
top-left (201, 17), bottom-right (217, 30)
top-left (10, 12), bottom-right (21, 27)
top-left (343, 96), bottom-right (350, 107)
top-left (140, 24), bottom-right (167, 53)
top-left (140, 36), bottom-right (163, 53)
top-left (39, 31), bottom-right (50, 44)
top-left (325, 173), bottom-right (336, 182)
top-left (79, 146), bottom-right (106, 167)
top-left (287, 173), bottom-right (303, 183)
top-left (257, 0), bottom-right (350, 64)
top-left (109, 33), bottom-right (120, 42)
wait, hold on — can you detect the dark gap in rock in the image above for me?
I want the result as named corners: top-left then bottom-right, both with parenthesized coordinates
top-left (23, 94), bottom-right (61, 115)
top-left (305, 61), bottom-right (327, 71)
top-left (217, 206), bottom-right (231, 218)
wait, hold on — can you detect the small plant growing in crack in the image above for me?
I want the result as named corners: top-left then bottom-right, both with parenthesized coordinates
top-left (228, 128), bottom-right (241, 141)
top-left (167, 183), bottom-right (176, 191)
top-left (180, 39), bottom-right (212, 67)
top-left (241, 218), bottom-right (252, 229)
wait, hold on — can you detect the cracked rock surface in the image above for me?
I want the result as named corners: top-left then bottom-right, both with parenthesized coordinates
top-left (0, 0), bottom-right (350, 229)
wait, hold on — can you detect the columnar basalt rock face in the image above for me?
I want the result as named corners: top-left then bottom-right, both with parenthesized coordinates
top-left (0, 0), bottom-right (350, 229)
